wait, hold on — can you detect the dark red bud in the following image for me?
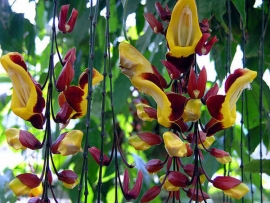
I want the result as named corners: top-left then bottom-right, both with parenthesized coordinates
top-left (187, 67), bottom-right (207, 98)
top-left (58, 5), bottom-right (69, 32)
top-left (55, 101), bottom-right (73, 124)
top-left (63, 47), bottom-right (76, 65)
top-left (151, 65), bottom-right (167, 88)
top-left (19, 130), bottom-right (42, 150)
top-left (58, 170), bottom-right (77, 184)
top-left (47, 169), bottom-right (53, 185)
top-left (203, 83), bottom-right (219, 103)
top-left (51, 132), bottom-right (67, 154)
top-left (56, 58), bottom-right (75, 92)
top-left (168, 171), bottom-right (189, 187)
top-left (210, 148), bottom-right (230, 158)
top-left (199, 18), bottom-right (210, 33)
top-left (66, 8), bottom-right (78, 33)
top-left (137, 132), bottom-right (162, 146)
top-left (144, 13), bottom-right (164, 34)
top-left (161, 60), bottom-right (180, 79)
top-left (89, 147), bottom-right (110, 166)
top-left (128, 170), bottom-right (143, 200)
top-left (141, 186), bottom-right (161, 203)
top-left (17, 173), bottom-right (41, 188)
top-left (196, 34), bottom-right (218, 56)
top-left (145, 159), bottom-right (164, 173)
top-left (58, 5), bottom-right (78, 34)
top-left (213, 176), bottom-right (241, 190)
top-left (155, 2), bottom-right (171, 21)
top-left (185, 143), bottom-right (193, 157)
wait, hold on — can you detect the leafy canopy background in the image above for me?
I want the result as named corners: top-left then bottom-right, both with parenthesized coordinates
top-left (0, 0), bottom-right (269, 202)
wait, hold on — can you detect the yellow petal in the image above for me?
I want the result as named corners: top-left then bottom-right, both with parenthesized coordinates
top-left (216, 155), bottom-right (232, 164)
top-left (5, 128), bottom-right (26, 150)
top-left (136, 103), bottom-right (156, 122)
top-left (224, 183), bottom-right (249, 199)
top-left (160, 175), bottom-right (180, 191)
top-left (182, 99), bottom-right (202, 122)
top-left (119, 42), bottom-right (153, 78)
top-left (166, 0), bottom-right (202, 57)
top-left (132, 76), bottom-right (172, 127)
top-left (163, 131), bottom-right (187, 157)
top-left (63, 178), bottom-right (79, 189)
top-left (9, 178), bottom-right (31, 196)
top-left (198, 136), bottom-right (215, 149)
top-left (58, 130), bottom-right (84, 156)
top-left (29, 183), bottom-right (43, 197)
top-left (128, 135), bottom-right (151, 151)
top-left (0, 53), bottom-right (44, 122)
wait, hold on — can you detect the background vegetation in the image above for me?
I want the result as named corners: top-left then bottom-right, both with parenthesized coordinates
top-left (0, 0), bottom-right (269, 202)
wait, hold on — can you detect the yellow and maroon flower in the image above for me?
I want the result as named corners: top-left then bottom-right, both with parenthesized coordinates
top-left (213, 176), bottom-right (249, 199)
top-left (119, 42), bottom-right (188, 128)
top-left (135, 103), bottom-right (157, 122)
top-left (163, 131), bottom-right (187, 157)
top-left (166, 0), bottom-right (202, 58)
top-left (210, 148), bottom-right (232, 164)
top-left (0, 53), bottom-right (45, 129)
top-left (206, 68), bottom-right (257, 136)
top-left (128, 132), bottom-right (162, 151)
top-left (9, 173), bottom-right (41, 196)
top-left (5, 128), bottom-right (42, 150)
top-left (58, 170), bottom-right (79, 189)
top-left (58, 4), bottom-right (78, 33)
top-left (56, 68), bottom-right (103, 126)
top-left (159, 174), bottom-right (180, 192)
top-left (51, 130), bottom-right (83, 156)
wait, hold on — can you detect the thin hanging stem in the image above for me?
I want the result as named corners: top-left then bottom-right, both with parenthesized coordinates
top-left (77, 0), bottom-right (100, 202)
top-left (97, 0), bottom-right (109, 201)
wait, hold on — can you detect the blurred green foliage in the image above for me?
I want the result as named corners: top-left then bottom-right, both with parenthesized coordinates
top-left (0, 0), bottom-right (269, 202)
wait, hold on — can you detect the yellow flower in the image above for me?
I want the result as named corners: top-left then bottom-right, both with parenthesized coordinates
top-left (166, 0), bottom-right (202, 58)
top-left (9, 178), bottom-right (32, 196)
top-left (198, 136), bottom-right (215, 149)
top-left (29, 183), bottom-right (43, 197)
top-left (0, 53), bottom-right (45, 129)
top-left (163, 131), bottom-right (187, 157)
top-left (5, 128), bottom-right (26, 150)
top-left (51, 130), bottom-right (84, 156)
top-left (63, 178), bottom-right (79, 189)
top-left (223, 183), bottom-right (249, 199)
top-left (128, 135), bottom-right (151, 151)
top-left (206, 68), bottom-right (257, 136)
top-left (182, 99), bottom-right (202, 122)
top-left (135, 103), bottom-right (157, 122)
top-left (160, 175), bottom-right (180, 191)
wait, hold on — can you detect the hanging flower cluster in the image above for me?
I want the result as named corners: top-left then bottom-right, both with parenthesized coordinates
top-left (1, 4), bottom-right (103, 202)
top-left (119, 0), bottom-right (256, 202)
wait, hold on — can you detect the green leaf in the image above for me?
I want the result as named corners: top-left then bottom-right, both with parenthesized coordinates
top-left (244, 159), bottom-right (270, 175)
top-left (231, 0), bottom-right (246, 28)
top-left (113, 74), bottom-right (131, 114)
top-left (212, 0), bottom-right (228, 32)
top-left (121, 0), bottom-right (140, 40)
top-left (197, 0), bottom-right (214, 21)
